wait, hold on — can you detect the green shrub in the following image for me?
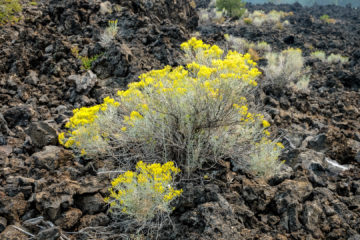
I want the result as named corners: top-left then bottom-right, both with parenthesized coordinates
top-left (70, 46), bottom-right (101, 70)
top-left (105, 161), bottom-right (182, 233)
top-left (216, 0), bottom-right (246, 18)
top-left (320, 14), bottom-right (329, 21)
top-left (0, 0), bottom-right (22, 25)
top-left (320, 14), bottom-right (336, 23)
top-left (59, 38), bottom-right (284, 177)
top-left (79, 55), bottom-right (100, 70)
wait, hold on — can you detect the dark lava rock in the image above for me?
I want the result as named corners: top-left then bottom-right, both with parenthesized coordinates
top-left (68, 70), bottom-right (98, 94)
top-left (349, 234), bottom-right (360, 240)
top-left (31, 146), bottom-right (73, 171)
top-left (3, 105), bottom-right (33, 128)
top-left (268, 164), bottom-right (294, 186)
top-left (75, 193), bottom-right (105, 215)
top-left (307, 133), bottom-right (327, 152)
top-left (36, 227), bottom-right (61, 240)
top-left (54, 208), bottom-right (82, 230)
top-left (0, 225), bottom-right (28, 239)
top-left (0, 113), bottom-right (10, 135)
top-left (24, 70), bottom-right (39, 85)
top-left (79, 213), bottom-right (110, 228)
top-left (0, 217), bottom-right (7, 233)
top-left (25, 121), bottom-right (58, 149)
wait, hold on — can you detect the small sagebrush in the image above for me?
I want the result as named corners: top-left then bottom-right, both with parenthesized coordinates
top-left (246, 10), bottom-right (293, 27)
top-left (310, 50), bottom-right (326, 61)
top-left (264, 48), bottom-right (309, 87)
top-left (224, 35), bottom-right (272, 57)
top-left (100, 19), bottom-right (118, 46)
top-left (310, 51), bottom-right (348, 64)
top-left (326, 53), bottom-right (349, 64)
top-left (105, 161), bottom-right (182, 233)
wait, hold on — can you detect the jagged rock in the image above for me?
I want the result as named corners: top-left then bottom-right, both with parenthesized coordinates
top-left (35, 180), bottom-right (80, 221)
top-left (0, 191), bottom-right (28, 223)
top-left (68, 71), bottom-right (98, 93)
top-left (24, 70), bottom-right (39, 85)
top-left (268, 164), bottom-right (294, 186)
top-left (54, 208), bottom-right (82, 230)
top-left (349, 234), bottom-right (360, 240)
top-left (336, 181), bottom-right (350, 197)
top-left (99, 1), bottom-right (112, 15)
top-left (2, 105), bottom-right (34, 128)
top-left (25, 121), bottom-right (58, 149)
top-left (242, 178), bottom-right (276, 212)
top-left (179, 196), bottom-right (243, 239)
top-left (0, 145), bottom-right (12, 157)
top-left (352, 181), bottom-right (360, 195)
top-left (36, 227), bottom-right (60, 240)
top-left (0, 113), bottom-right (10, 135)
top-left (308, 171), bottom-right (328, 187)
top-left (0, 217), bottom-right (7, 233)
top-left (355, 151), bottom-right (360, 163)
top-left (92, 45), bottom-right (129, 80)
top-left (0, 225), bottom-right (28, 239)
top-left (76, 193), bottom-right (105, 215)
top-left (31, 146), bottom-right (73, 171)
top-left (0, 135), bottom-right (6, 145)
top-left (307, 133), bottom-right (327, 152)
top-left (301, 201), bottom-right (324, 237)
top-left (79, 213), bottom-right (110, 228)
top-left (274, 179), bottom-right (313, 232)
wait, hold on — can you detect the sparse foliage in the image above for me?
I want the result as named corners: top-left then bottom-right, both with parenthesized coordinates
top-left (311, 51), bottom-right (348, 64)
top-left (264, 48), bottom-right (310, 87)
top-left (70, 45), bottom-right (101, 70)
top-left (100, 19), bottom-right (119, 46)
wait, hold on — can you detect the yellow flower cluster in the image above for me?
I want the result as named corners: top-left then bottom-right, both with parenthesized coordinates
top-left (58, 96), bottom-right (120, 149)
top-left (65, 96), bottom-right (119, 129)
top-left (105, 161), bottom-right (182, 217)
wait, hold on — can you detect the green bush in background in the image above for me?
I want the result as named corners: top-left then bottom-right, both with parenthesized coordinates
top-left (216, 0), bottom-right (246, 17)
top-left (0, 0), bottom-right (22, 25)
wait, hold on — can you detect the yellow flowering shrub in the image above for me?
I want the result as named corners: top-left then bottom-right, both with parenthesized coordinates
top-left (59, 37), bottom-right (284, 176)
top-left (105, 161), bottom-right (182, 223)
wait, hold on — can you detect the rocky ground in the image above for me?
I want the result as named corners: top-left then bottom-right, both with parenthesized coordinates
top-left (0, 0), bottom-right (359, 239)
